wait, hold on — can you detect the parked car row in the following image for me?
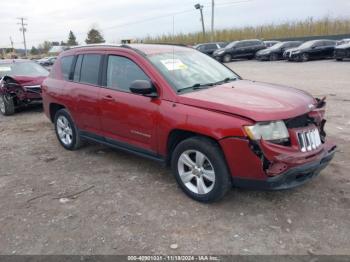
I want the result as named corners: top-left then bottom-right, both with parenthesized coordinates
top-left (194, 38), bottom-right (350, 62)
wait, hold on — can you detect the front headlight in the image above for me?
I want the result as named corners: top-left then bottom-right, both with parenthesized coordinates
top-left (216, 50), bottom-right (225, 55)
top-left (244, 121), bottom-right (289, 141)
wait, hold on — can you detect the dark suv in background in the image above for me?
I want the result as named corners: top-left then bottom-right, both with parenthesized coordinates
top-left (213, 39), bottom-right (266, 62)
top-left (194, 42), bottom-right (227, 56)
top-left (256, 41), bottom-right (302, 61)
top-left (284, 39), bottom-right (336, 62)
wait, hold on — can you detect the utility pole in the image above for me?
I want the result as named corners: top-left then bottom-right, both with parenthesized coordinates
top-left (211, 0), bottom-right (215, 41)
top-left (17, 17), bottom-right (28, 57)
top-left (194, 4), bottom-right (205, 37)
top-left (9, 37), bottom-right (14, 52)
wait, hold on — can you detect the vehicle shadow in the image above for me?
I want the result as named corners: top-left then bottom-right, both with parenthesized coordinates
top-left (15, 103), bottom-right (43, 115)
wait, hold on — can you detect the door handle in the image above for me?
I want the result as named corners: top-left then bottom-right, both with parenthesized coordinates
top-left (103, 95), bottom-right (115, 101)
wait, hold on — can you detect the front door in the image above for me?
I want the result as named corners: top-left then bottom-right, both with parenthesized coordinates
top-left (99, 54), bottom-right (160, 153)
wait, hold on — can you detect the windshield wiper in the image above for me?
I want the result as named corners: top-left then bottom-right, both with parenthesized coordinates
top-left (213, 77), bottom-right (237, 85)
top-left (177, 83), bottom-right (214, 93)
top-left (177, 77), bottom-right (237, 93)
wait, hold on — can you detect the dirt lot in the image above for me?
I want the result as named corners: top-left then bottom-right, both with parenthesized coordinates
top-left (0, 60), bottom-right (349, 255)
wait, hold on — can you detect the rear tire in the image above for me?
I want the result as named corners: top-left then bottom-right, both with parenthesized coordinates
top-left (54, 109), bottom-right (83, 150)
top-left (336, 58), bottom-right (343, 61)
top-left (171, 137), bottom-right (231, 203)
top-left (0, 95), bottom-right (15, 116)
top-left (222, 54), bottom-right (232, 63)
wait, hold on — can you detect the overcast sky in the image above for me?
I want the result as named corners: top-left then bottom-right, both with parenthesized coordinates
top-left (0, 0), bottom-right (349, 48)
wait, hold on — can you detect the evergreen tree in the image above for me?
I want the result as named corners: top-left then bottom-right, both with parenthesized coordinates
top-left (30, 46), bottom-right (39, 55)
top-left (85, 28), bottom-right (105, 44)
top-left (67, 31), bottom-right (78, 46)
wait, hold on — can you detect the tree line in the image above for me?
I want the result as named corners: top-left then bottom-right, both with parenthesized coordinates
top-left (30, 27), bottom-right (105, 55)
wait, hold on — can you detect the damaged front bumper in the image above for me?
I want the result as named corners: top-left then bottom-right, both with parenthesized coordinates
top-left (219, 137), bottom-right (336, 190)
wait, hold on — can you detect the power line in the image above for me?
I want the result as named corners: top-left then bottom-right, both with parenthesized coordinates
top-left (16, 0), bottom-right (252, 46)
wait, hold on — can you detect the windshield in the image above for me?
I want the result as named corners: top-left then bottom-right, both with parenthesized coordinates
top-left (148, 50), bottom-right (239, 92)
top-left (0, 62), bottom-right (49, 78)
top-left (269, 42), bottom-right (284, 49)
top-left (225, 41), bottom-right (237, 49)
top-left (298, 41), bottom-right (316, 49)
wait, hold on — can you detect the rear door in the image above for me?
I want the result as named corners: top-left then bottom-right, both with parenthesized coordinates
top-left (323, 40), bottom-right (336, 57)
top-left (233, 42), bottom-right (246, 58)
top-left (66, 53), bottom-right (103, 134)
top-left (99, 53), bottom-right (160, 153)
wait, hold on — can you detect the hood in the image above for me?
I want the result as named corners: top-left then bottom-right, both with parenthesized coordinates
top-left (10, 75), bottom-right (46, 86)
top-left (257, 48), bottom-right (272, 55)
top-left (177, 80), bottom-right (315, 122)
top-left (336, 43), bottom-right (350, 49)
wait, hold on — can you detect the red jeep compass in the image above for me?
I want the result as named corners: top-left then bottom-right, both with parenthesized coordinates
top-left (42, 44), bottom-right (336, 202)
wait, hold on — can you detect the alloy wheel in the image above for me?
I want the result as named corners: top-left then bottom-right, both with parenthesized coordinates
top-left (177, 150), bottom-right (215, 195)
top-left (56, 115), bottom-right (73, 146)
top-left (0, 96), bottom-right (5, 114)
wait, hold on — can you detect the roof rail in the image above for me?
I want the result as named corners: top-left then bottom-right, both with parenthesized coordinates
top-left (151, 43), bottom-right (189, 47)
top-left (68, 43), bottom-right (129, 50)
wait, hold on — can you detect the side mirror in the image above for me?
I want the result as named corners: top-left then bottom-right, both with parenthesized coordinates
top-left (129, 80), bottom-right (157, 98)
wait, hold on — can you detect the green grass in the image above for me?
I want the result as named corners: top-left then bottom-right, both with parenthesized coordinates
top-left (143, 17), bottom-right (350, 44)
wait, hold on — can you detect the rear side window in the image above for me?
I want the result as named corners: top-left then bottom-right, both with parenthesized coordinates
top-left (80, 54), bottom-right (102, 85)
top-left (106, 55), bottom-right (150, 92)
top-left (60, 56), bottom-right (74, 80)
top-left (206, 44), bottom-right (217, 49)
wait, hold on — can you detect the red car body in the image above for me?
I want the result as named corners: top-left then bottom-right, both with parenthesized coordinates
top-left (0, 59), bottom-right (48, 115)
top-left (42, 44), bottom-right (336, 191)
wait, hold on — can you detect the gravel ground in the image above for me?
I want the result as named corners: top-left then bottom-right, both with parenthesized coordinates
top-left (0, 60), bottom-right (349, 255)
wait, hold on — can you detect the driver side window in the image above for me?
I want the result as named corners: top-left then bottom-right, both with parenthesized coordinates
top-left (106, 55), bottom-right (150, 92)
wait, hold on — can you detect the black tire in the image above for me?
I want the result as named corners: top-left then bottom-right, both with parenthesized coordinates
top-left (222, 54), bottom-right (232, 63)
top-left (269, 53), bottom-right (278, 61)
top-left (171, 136), bottom-right (231, 203)
top-left (336, 58), bottom-right (343, 61)
top-left (0, 95), bottom-right (15, 116)
top-left (301, 53), bottom-right (309, 62)
top-left (54, 108), bottom-right (83, 150)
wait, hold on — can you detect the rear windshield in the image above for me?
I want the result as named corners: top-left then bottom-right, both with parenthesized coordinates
top-left (0, 62), bottom-right (49, 78)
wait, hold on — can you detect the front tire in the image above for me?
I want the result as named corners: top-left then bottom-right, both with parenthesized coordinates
top-left (222, 54), bottom-right (232, 63)
top-left (54, 109), bottom-right (83, 150)
top-left (269, 53), bottom-right (278, 61)
top-left (171, 137), bottom-right (231, 203)
top-left (0, 95), bottom-right (15, 116)
top-left (301, 53), bottom-right (309, 62)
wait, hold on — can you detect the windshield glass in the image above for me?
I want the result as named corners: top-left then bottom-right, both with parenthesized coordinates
top-left (270, 42), bottom-right (284, 49)
top-left (148, 50), bottom-right (238, 91)
top-left (0, 62), bottom-right (49, 78)
top-left (225, 41), bottom-right (237, 49)
top-left (298, 41), bottom-right (316, 49)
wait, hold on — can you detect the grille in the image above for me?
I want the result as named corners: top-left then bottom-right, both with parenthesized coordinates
top-left (24, 85), bottom-right (41, 94)
top-left (297, 128), bottom-right (322, 152)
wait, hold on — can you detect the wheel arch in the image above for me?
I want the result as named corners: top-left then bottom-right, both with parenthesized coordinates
top-left (49, 103), bottom-right (66, 122)
top-left (166, 129), bottom-right (222, 166)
